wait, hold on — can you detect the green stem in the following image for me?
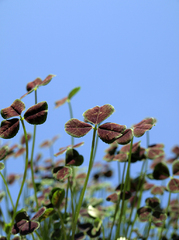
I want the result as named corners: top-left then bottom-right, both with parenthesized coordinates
top-left (71, 125), bottom-right (97, 239)
top-left (115, 137), bottom-right (133, 239)
top-left (159, 191), bottom-right (171, 240)
top-left (8, 117), bottom-right (29, 240)
top-left (30, 90), bottom-right (38, 210)
top-left (0, 172), bottom-right (14, 211)
top-left (58, 209), bottom-right (67, 240)
top-left (35, 230), bottom-right (43, 240)
top-left (67, 100), bottom-right (74, 146)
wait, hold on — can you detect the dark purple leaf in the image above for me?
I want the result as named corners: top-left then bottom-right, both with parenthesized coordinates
top-left (167, 178), bottom-right (179, 193)
top-left (15, 210), bottom-right (29, 223)
top-left (20, 221), bottom-right (40, 235)
top-left (65, 119), bottom-right (92, 138)
top-left (24, 101), bottom-right (48, 125)
top-left (0, 118), bottom-right (19, 139)
top-left (1, 99), bottom-right (25, 119)
top-left (137, 207), bottom-right (152, 222)
top-left (78, 223), bottom-right (93, 232)
top-left (153, 162), bottom-right (170, 180)
top-left (74, 232), bottom-right (85, 240)
top-left (65, 149), bottom-right (84, 166)
top-left (116, 128), bottom-right (133, 145)
top-left (120, 191), bottom-right (132, 200)
top-left (55, 97), bottom-right (68, 108)
top-left (83, 104), bottom-right (115, 125)
top-left (145, 197), bottom-right (160, 209)
top-left (12, 237), bottom-right (21, 240)
top-left (68, 87), bottom-right (81, 100)
top-left (172, 160), bottom-right (179, 175)
top-left (97, 122), bottom-right (126, 144)
top-left (151, 211), bottom-right (167, 223)
top-left (0, 146), bottom-right (9, 160)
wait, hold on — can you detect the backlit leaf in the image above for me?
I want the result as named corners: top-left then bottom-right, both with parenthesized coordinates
top-left (65, 149), bottom-right (84, 166)
top-left (133, 118), bottom-right (156, 137)
top-left (26, 78), bottom-right (42, 91)
top-left (167, 178), bottom-right (179, 193)
top-left (24, 101), bottom-right (48, 125)
top-left (68, 87), bottom-right (81, 100)
top-left (97, 123), bottom-right (126, 144)
top-left (0, 118), bottom-right (19, 139)
top-left (40, 74), bottom-right (56, 86)
top-left (153, 162), bottom-right (170, 180)
top-left (31, 207), bottom-right (46, 221)
top-left (19, 221), bottom-right (40, 235)
top-left (53, 166), bottom-right (72, 181)
top-left (1, 99), bottom-right (25, 119)
top-left (55, 97), bottom-right (68, 108)
top-left (0, 162), bottom-right (5, 171)
top-left (116, 128), bottom-right (133, 145)
top-left (65, 119), bottom-right (92, 137)
top-left (137, 206), bottom-right (152, 222)
top-left (83, 104), bottom-right (115, 125)
top-left (172, 160), bottom-right (179, 175)
top-left (49, 188), bottom-right (65, 208)
top-left (39, 208), bottom-right (55, 222)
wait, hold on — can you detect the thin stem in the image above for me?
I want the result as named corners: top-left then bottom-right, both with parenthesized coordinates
top-left (0, 172), bottom-right (14, 211)
top-left (159, 191), bottom-right (171, 240)
top-left (115, 137), bottom-right (133, 239)
top-left (30, 90), bottom-right (38, 210)
top-left (67, 100), bottom-right (74, 146)
top-left (35, 230), bottom-right (43, 240)
top-left (8, 117), bottom-right (29, 240)
top-left (71, 125), bottom-right (97, 239)
top-left (58, 209), bottom-right (67, 240)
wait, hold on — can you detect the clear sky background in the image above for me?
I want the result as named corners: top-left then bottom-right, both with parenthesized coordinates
top-left (0, 0), bottom-right (179, 233)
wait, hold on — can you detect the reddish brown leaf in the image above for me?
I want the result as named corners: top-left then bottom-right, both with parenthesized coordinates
top-left (65, 119), bottom-right (92, 138)
top-left (83, 104), bottom-right (115, 125)
top-left (0, 118), bottom-right (19, 139)
top-left (1, 99), bottom-right (25, 119)
top-left (98, 122), bottom-right (126, 144)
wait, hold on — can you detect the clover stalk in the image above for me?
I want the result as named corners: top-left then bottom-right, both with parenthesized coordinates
top-left (71, 124), bottom-right (97, 239)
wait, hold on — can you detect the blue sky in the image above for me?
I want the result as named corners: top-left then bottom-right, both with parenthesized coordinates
top-left (0, 0), bottom-right (179, 228)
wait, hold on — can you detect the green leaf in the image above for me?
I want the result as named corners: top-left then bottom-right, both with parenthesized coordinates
top-left (24, 101), bottom-right (48, 125)
top-left (1, 99), bottom-right (25, 119)
top-left (83, 104), bottom-right (115, 125)
top-left (68, 87), bottom-right (81, 100)
top-left (39, 208), bottom-right (55, 222)
top-left (0, 162), bottom-right (5, 171)
top-left (40, 74), bottom-right (56, 86)
top-left (0, 119), bottom-right (19, 139)
top-left (65, 119), bottom-right (92, 137)
top-left (49, 188), bottom-right (65, 208)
